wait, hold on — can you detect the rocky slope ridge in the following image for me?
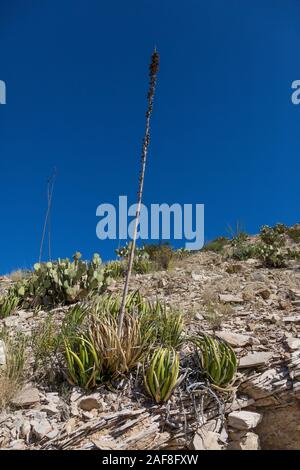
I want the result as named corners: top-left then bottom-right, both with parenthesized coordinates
top-left (1, 233), bottom-right (300, 450)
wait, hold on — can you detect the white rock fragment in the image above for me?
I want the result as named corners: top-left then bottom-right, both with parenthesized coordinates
top-left (215, 331), bottom-right (254, 347)
top-left (219, 294), bottom-right (244, 304)
top-left (228, 411), bottom-right (262, 430)
top-left (238, 352), bottom-right (273, 369)
top-left (228, 432), bottom-right (260, 450)
top-left (9, 439), bottom-right (27, 450)
top-left (283, 316), bottom-right (300, 323)
top-left (31, 419), bottom-right (52, 440)
top-left (286, 337), bottom-right (300, 351)
top-left (192, 430), bottom-right (223, 450)
top-left (11, 387), bottom-right (40, 408)
top-left (0, 339), bottom-right (6, 366)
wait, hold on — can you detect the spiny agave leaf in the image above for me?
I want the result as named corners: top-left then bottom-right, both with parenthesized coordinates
top-left (190, 333), bottom-right (237, 390)
top-left (143, 347), bottom-right (179, 403)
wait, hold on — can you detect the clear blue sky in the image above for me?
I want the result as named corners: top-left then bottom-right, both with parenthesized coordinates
top-left (1, 0), bottom-right (300, 273)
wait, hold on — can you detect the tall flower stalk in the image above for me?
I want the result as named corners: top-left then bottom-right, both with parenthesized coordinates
top-left (118, 49), bottom-right (160, 336)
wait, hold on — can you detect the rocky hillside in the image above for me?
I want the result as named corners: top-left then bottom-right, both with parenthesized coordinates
top-left (1, 224), bottom-right (300, 450)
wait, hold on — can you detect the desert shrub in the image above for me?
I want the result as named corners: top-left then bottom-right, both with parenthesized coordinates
top-left (231, 231), bottom-right (248, 245)
top-left (259, 225), bottom-right (285, 245)
top-left (202, 302), bottom-right (233, 330)
top-left (273, 223), bottom-right (288, 235)
top-left (132, 256), bottom-right (152, 274)
top-left (8, 269), bottom-right (31, 282)
top-left (256, 242), bottom-right (285, 268)
top-left (175, 247), bottom-right (192, 259)
top-left (226, 263), bottom-right (243, 274)
top-left (115, 242), bottom-right (153, 274)
top-left (14, 252), bottom-right (107, 307)
top-left (104, 260), bottom-right (125, 279)
top-left (287, 227), bottom-right (300, 243)
top-left (143, 347), bottom-right (179, 403)
top-left (232, 243), bottom-right (257, 261)
top-left (227, 221), bottom-right (248, 241)
top-left (116, 242), bottom-right (178, 272)
top-left (256, 225), bottom-right (286, 268)
top-left (202, 237), bottom-right (229, 254)
top-left (143, 243), bottom-right (175, 270)
top-left (287, 248), bottom-right (300, 260)
top-left (190, 334), bottom-right (237, 390)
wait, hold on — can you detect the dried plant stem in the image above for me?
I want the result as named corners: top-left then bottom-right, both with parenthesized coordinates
top-left (39, 169), bottom-right (56, 263)
top-left (118, 49), bottom-right (159, 336)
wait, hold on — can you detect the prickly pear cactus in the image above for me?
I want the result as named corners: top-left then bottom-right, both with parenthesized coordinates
top-left (16, 253), bottom-right (107, 306)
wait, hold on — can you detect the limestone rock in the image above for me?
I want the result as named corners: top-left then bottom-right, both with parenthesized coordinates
top-left (31, 419), bottom-right (52, 440)
top-left (283, 316), bottom-right (300, 324)
top-left (78, 395), bottom-right (102, 411)
top-left (11, 387), bottom-right (40, 408)
top-left (228, 411), bottom-right (262, 430)
top-left (228, 432), bottom-right (260, 450)
top-left (239, 352), bottom-right (273, 369)
top-left (219, 294), bottom-right (244, 304)
top-left (0, 340), bottom-right (6, 366)
top-left (9, 439), bottom-right (27, 450)
top-left (40, 405), bottom-right (59, 416)
top-left (192, 430), bottom-right (223, 450)
top-left (286, 337), bottom-right (300, 351)
top-left (215, 331), bottom-right (253, 347)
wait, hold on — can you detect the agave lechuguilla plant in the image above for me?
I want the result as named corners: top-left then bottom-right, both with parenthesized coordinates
top-left (0, 294), bottom-right (19, 318)
top-left (191, 334), bottom-right (237, 390)
top-left (63, 334), bottom-right (101, 389)
top-left (144, 347), bottom-right (179, 403)
top-left (141, 304), bottom-right (184, 349)
top-left (92, 292), bottom-right (183, 349)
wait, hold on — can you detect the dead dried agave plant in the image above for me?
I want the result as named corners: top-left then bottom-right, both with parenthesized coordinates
top-left (88, 310), bottom-right (151, 378)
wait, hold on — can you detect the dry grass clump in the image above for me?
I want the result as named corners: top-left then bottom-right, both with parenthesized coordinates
top-left (8, 269), bottom-right (31, 283)
top-left (0, 332), bottom-right (27, 409)
top-left (202, 302), bottom-right (233, 330)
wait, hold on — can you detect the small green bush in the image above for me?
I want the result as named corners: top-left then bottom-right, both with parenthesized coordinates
top-left (256, 225), bottom-right (286, 268)
top-left (104, 260), bottom-right (125, 279)
top-left (256, 242), bottom-right (285, 268)
top-left (202, 237), bottom-right (229, 254)
top-left (144, 243), bottom-right (175, 270)
top-left (232, 243), bottom-right (257, 261)
top-left (287, 227), bottom-right (300, 243)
